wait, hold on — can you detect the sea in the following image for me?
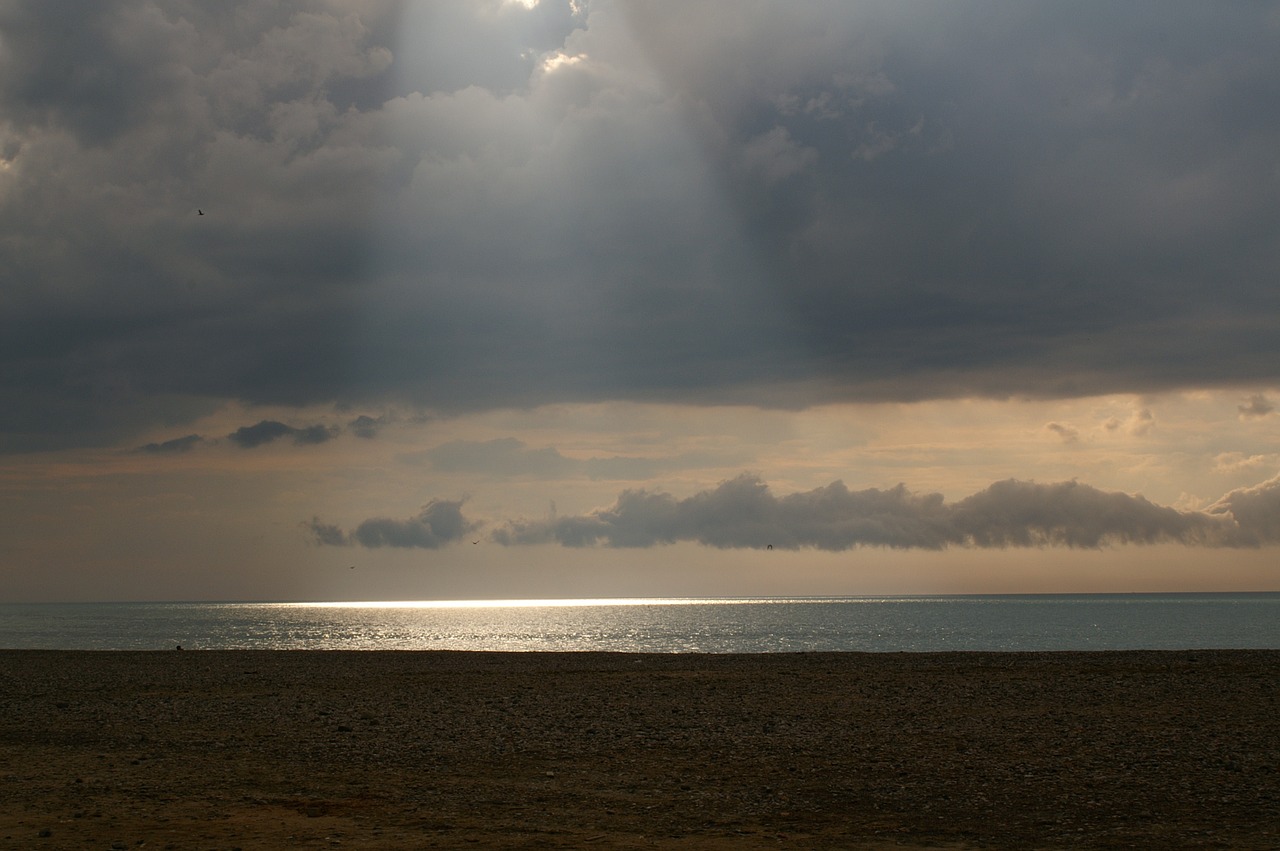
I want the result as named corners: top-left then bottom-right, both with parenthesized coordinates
top-left (1, 593), bottom-right (1278, 652)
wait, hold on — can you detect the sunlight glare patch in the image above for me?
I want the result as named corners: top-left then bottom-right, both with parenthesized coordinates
top-left (284, 597), bottom-right (837, 609)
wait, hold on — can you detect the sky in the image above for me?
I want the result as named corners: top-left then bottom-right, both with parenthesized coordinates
top-left (2, 0), bottom-right (1280, 602)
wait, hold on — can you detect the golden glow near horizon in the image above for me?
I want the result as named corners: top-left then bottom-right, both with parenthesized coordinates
top-left (112, 389), bottom-right (1280, 512)
top-left (5, 389), bottom-right (1277, 603)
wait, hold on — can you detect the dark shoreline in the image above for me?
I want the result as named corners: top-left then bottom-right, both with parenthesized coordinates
top-left (3, 649), bottom-right (1278, 849)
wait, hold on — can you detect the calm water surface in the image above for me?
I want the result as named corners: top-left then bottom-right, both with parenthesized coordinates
top-left (1, 594), bottom-right (1278, 652)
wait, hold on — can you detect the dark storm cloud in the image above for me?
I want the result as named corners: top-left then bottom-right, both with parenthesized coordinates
top-left (489, 473), bottom-right (1271, 551)
top-left (0, 0), bottom-right (181, 145)
top-left (228, 419), bottom-right (336, 448)
top-left (5, 1), bottom-right (1280, 450)
top-left (0, 0), bottom-right (397, 451)
top-left (626, 1), bottom-right (1280, 401)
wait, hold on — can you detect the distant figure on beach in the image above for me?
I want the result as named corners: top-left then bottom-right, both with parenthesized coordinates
top-left (767, 544), bottom-right (773, 550)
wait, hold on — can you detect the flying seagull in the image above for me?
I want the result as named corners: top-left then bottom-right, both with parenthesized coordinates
top-left (197, 209), bottom-right (204, 215)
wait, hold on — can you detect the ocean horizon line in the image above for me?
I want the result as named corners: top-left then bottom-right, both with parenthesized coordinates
top-left (5, 594), bottom-right (1280, 652)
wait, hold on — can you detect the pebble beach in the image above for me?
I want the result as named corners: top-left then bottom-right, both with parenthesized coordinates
top-left (2, 649), bottom-right (1278, 849)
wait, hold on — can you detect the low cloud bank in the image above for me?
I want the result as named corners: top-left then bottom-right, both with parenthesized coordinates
top-left (311, 473), bottom-right (1280, 551)
top-left (419, 437), bottom-right (739, 480)
top-left (309, 499), bottom-right (478, 549)
top-left (138, 415), bottom-right (386, 455)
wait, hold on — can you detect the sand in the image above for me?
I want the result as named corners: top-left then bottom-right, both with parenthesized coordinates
top-left (1, 649), bottom-right (1278, 850)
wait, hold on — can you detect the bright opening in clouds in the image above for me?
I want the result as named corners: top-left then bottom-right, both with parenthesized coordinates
top-left (2, 1), bottom-right (1279, 601)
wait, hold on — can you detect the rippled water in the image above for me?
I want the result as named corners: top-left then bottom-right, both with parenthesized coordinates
top-left (2, 594), bottom-right (1278, 652)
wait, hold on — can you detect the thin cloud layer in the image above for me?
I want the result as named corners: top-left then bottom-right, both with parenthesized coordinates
top-left (3, 2), bottom-right (1280, 450)
top-left (419, 437), bottom-right (741, 480)
top-left (314, 472), bottom-right (1280, 552)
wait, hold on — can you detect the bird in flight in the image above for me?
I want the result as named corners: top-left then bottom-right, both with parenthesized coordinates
top-left (197, 209), bottom-right (204, 215)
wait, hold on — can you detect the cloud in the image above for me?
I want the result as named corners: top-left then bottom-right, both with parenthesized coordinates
top-left (310, 499), bottom-right (478, 549)
top-left (312, 469), bottom-right (1280, 552)
top-left (1204, 474), bottom-right (1280, 547)
top-left (133, 415), bottom-right (381, 453)
top-left (1237, 394), bottom-right (1275, 419)
top-left (1212, 452), bottom-right (1276, 474)
top-left (135, 433), bottom-right (205, 454)
top-left (228, 421), bottom-right (294, 448)
top-left (1045, 422), bottom-right (1079, 444)
top-left (1103, 408), bottom-right (1155, 437)
top-left (489, 473), bottom-right (1277, 551)
top-left (738, 126), bottom-right (817, 184)
top-left (306, 518), bottom-right (349, 547)
top-left (228, 419), bottom-right (337, 448)
top-left (948, 479), bottom-right (1220, 549)
top-left (1127, 409), bottom-right (1156, 436)
top-left (292, 423), bottom-right (338, 445)
top-left (347, 414), bottom-right (385, 439)
top-left (5, 2), bottom-right (1280, 450)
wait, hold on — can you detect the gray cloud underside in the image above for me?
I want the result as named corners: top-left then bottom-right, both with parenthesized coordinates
top-left (309, 499), bottom-right (478, 549)
top-left (133, 413), bottom-right (383, 453)
top-left (4, 1), bottom-right (1280, 448)
top-left (314, 473), bottom-right (1280, 552)
top-left (227, 419), bottom-right (337, 448)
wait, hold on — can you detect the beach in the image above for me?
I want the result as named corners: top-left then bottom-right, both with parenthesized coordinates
top-left (2, 650), bottom-right (1277, 850)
